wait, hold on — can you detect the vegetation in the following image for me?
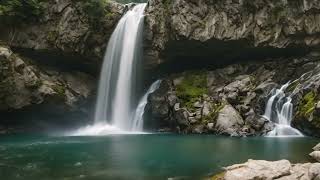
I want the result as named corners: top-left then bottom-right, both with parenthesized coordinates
top-left (203, 102), bottom-right (225, 123)
top-left (0, 0), bottom-right (45, 24)
top-left (298, 91), bottom-right (316, 118)
top-left (176, 71), bottom-right (208, 110)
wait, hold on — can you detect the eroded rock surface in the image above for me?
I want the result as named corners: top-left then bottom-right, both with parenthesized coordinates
top-left (0, 44), bottom-right (96, 133)
top-left (144, 0), bottom-right (320, 69)
top-left (0, 0), bottom-right (125, 65)
top-left (223, 160), bottom-right (320, 180)
top-left (145, 54), bottom-right (320, 136)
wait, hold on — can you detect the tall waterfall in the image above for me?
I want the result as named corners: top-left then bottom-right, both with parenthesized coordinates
top-left (94, 4), bottom-right (147, 131)
top-left (263, 83), bottom-right (304, 137)
top-left (67, 3), bottom-right (160, 136)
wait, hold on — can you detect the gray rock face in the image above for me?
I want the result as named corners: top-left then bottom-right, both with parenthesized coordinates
top-left (144, 0), bottom-right (320, 69)
top-left (0, 1), bottom-right (125, 64)
top-left (0, 45), bottom-right (95, 112)
top-left (145, 54), bottom-right (320, 136)
top-left (224, 159), bottom-right (320, 180)
top-left (215, 104), bottom-right (244, 136)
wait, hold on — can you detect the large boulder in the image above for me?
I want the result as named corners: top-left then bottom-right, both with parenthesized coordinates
top-left (215, 104), bottom-right (244, 136)
top-left (310, 151), bottom-right (320, 162)
top-left (224, 159), bottom-right (320, 180)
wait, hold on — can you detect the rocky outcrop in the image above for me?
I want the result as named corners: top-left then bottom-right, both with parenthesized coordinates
top-left (223, 159), bottom-right (320, 180)
top-left (0, 0), bottom-right (125, 70)
top-left (144, 0), bottom-right (320, 69)
top-left (145, 53), bottom-right (320, 136)
top-left (208, 143), bottom-right (320, 180)
top-left (0, 44), bottom-right (96, 133)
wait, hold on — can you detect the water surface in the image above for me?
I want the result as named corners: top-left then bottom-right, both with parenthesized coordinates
top-left (0, 134), bottom-right (318, 180)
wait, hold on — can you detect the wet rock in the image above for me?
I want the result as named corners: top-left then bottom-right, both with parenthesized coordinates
top-left (192, 125), bottom-right (205, 134)
top-left (175, 109), bottom-right (189, 127)
top-left (245, 109), bottom-right (268, 131)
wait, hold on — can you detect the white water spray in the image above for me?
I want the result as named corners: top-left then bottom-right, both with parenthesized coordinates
top-left (264, 83), bottom-right (303, 137)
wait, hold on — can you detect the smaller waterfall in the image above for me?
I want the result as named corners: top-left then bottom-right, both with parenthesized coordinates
top-left (132, 80), bottom-right (161, 131)
top-left (263, 83), bottom-right (304, 137)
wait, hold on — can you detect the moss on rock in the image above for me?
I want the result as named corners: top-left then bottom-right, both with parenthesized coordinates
top-left (298, 91), bottom-right (316, 118)
top-left (176, 71), bottom-right (208, 110)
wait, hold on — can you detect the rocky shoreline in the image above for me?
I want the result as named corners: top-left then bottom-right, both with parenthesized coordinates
top-left (207, 142), bottom-right (320, 180)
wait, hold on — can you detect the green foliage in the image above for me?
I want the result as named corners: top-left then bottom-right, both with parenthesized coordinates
top-left (298, 91), bottom-right (316, 118)
top-left (76, 0), bottom-right (111, 28)
top-left (176, 71), bottom-right (208, 110)
top-left (52, 85), bottom-right (65, 97)
top-left (0, 0), bottom-right (45, 24)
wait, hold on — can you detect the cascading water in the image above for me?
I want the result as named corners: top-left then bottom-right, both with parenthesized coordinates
top-left (263, 83), bottom-right (304, 137)
top-left (132, 80), bottom-right (161, 131)
top-left (67, 4), bottom-right (159, 136)
top-left (94, 3), bottom-right (147, 131)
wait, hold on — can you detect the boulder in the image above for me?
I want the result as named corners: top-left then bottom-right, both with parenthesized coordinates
top-left (309, 163), bottom-right (320, 180)
top-left (310, 151), bottom-right (320, 162)
top-left (221, 160), bottom-right (320, 180)
top-left (224, 159), bottom-right (291, 180)
top-left (215, 104), bottom-right (244, 135)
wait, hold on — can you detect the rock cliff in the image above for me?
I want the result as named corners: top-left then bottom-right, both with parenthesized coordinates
top-left (0, 0), bottom-right (125, 71)
top-left (0, 44), bottom-right (96, 133)
top-left (144, 0), bottom-right (320, 69)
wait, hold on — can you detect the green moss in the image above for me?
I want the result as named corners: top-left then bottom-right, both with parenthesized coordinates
top-left (298, 91), bottom-right (316, 118)
top-left (176, 71), bottom-right (208, 111)
top-left (76, 0), bottom-right (111, 29)
top-left (52, 85), bottom-right (65, 97)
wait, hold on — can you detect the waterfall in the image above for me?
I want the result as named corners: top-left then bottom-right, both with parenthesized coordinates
top-left (67, 4), bottom-right (155, 136)
top-left (94, 4), bottom-right (147, 131)
top-left (263, 83), bottom-right (304, 137)
top-left (132, 80), bottom-right (161, 131)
